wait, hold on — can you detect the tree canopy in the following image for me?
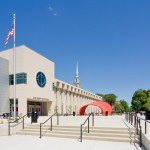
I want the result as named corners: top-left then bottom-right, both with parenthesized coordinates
top-left (103, 94), bottom-right (117, 106)
top-left (120, 100), bottom-right (129, 112)
top-left (114, 103), bottom-right (124, 112)
top-left (96, 93), bottom-right (129, 112)
top-left (131, 89), bottom-right (150, 111)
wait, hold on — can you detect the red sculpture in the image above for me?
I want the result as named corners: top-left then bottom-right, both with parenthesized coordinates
top-left (79, 101), bottom-right (112, 116)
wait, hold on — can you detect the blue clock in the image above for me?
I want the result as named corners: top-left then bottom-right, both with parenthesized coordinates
top-left (36, 72), bottom-right (46, 88)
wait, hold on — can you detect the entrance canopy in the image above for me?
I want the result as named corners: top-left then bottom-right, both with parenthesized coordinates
top-left (79, 101), bottom-right (112, 116)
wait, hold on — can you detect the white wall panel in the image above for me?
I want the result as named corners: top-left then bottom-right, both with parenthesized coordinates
top-left (0, 57), bottom-right (9, 114)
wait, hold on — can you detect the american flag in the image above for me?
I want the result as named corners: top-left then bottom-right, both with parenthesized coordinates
top-left (4, 26), bottom-right (14, 47)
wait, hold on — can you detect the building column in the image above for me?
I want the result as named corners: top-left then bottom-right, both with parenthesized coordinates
top-left (55, 88), bottom-right (58, 113)
top-left (68, 92), bottom-right (72, 114)
top-left (58, 89), bottom-right (61, 114)
top-left (65, 91), bottom-right (68, 114)
top-left (76, 94), bottom-right (78, 114)
top-left (61, 89), bottom-right (63, 115)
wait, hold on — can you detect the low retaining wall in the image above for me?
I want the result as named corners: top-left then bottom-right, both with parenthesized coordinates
top-left (142, 133), bottom-right (150, 150)
top-left (0, 119), bottom-right (22, 136)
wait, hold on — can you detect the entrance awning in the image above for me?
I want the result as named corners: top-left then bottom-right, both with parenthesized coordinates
top-left (27, 98), bottom-right (50, 102)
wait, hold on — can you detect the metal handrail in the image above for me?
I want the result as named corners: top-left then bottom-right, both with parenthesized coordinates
top-left (40, 112), bottom-right (59, 138)
top-left (125, 112), bottom-right (150, 147)
top-left (8, 113), bottom-right (28, 136)
top-left (80, 112), bottom-right (94, 142)
top-left (138, 119), bottom-right (142, 147)
top-left (125, 112), bottom-right (150, 134)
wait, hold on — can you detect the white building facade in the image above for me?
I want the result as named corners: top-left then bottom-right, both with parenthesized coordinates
top-left (0, 45), bottom-right (102, 116)
top-left (0, 57), bottom-right (9, 114)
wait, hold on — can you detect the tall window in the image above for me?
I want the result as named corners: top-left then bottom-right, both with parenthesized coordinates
top-left (9, 73), bottom-right (27, 85)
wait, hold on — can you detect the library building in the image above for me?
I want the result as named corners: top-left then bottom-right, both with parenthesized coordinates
top-left (0, 45), bottom-right (112, 116)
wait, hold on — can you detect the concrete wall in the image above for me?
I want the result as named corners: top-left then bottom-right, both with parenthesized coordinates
top-left (0, 45), bottom-right (55, 115)
top-left (142, 133), bottom-right (150, 150)
top-left (54, 79), bottom-right (102, 115)
top-left (0, 57), bottom-right (9, 114)
top-left (0, 119), bottom-right (22, 136)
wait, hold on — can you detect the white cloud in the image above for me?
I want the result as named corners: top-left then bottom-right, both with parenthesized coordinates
top-left (48, 5), bottom-right (58, 16)
top-left (48, 6), bottom-right (53, 11)
top-left (53, 12), bottom-right (58, 16)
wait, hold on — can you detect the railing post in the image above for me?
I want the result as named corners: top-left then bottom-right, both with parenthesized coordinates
top-left (57, 113), bottom-right (59, 125)
top-left (22, 117), bottom-right (24, 129)
top-left (139, 119), bottom-right (141, 127)
top-left (131, 113), bottom-right (133, 125)
top-left (137, 118), bottom-right (139, 135)
top-left (134, 115), bottom-right (136, 127)
top-left (50, 118), bottom-right (52, 131)
top-left (88, 118), bottom-right (89, 133)
top-left (80, 125), bottom-right (82, 142)
top-left (40, 124), bottom-right (42, 138)
top-left (8, 122), bottom-right (10, 136)
top-left (145, 121), bottom-right (147, 134)
top-left (92, 112), bottom-right (94, 127)
top-left (140, 126), bottom-right (142, 147)
top-left (130, 113), bottom-right (131, 123)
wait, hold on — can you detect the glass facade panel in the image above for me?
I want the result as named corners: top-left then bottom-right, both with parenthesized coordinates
top-left (9, 74), bottom-right (14, 85)
top-left (9, 72), bottom-right (27, 85)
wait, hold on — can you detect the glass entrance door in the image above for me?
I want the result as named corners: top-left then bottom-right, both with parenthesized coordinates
top-left (27, 102), bottom-right (42, 116)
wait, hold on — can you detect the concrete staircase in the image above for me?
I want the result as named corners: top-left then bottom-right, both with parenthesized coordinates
top-left (17, 124), bottom-right (139, 143)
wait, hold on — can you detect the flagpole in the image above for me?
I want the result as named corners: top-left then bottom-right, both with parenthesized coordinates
top-left (13, 13), bottom-right (16, 119)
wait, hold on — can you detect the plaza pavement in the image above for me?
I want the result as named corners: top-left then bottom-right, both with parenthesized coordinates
top-left (0, 115), bottom-right (146, 150)
top-left (0, 134), bottom-right (142, 150)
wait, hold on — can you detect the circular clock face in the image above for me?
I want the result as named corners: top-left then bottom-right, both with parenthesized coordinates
top-left (36, 72), bottom-right (46, 88)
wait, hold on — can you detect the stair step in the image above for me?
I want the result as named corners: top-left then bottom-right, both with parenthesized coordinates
top-left (18, 124), bottom-right (138, 143)
top-left (26, 125), bottom-right (136, 131)
top-left (18, 131), bottom-right (138, 143)
top-left (20, 129), bottom-right (136, 138)
top-left (24, 127), bottom-right (136, 134)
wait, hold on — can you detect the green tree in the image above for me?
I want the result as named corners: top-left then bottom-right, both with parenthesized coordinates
top-left (103, 94), bottom-right (117, 106)
top-left (147, 89), bottom-right (150, 97)
top-left (131, 89), bottom-right (148, 111)
top-left (120, 100), bottom-right (129, 112)
top-left (129, 106), bottom-right (133, 112)
top-left (141, 97), bottom-right (150, 110)
top-left (132, 99), bottom-right (142, 111)
top-left (96, 93), bottom-right (104, 98)
top-left (114, 103), bottom-right (124, 112)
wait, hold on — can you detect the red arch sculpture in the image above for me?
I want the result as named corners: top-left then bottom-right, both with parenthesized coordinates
top-left (79, 101), bottom-right (112, 116)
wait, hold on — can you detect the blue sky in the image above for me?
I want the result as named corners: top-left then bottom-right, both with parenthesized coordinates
top-left (0, 0), bottom-right (150, 104)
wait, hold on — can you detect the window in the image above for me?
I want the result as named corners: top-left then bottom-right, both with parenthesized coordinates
top-left (52, 82), bottom-right (55, 91)
top-left (9, 75), bottom-right (14, 85)
top-left (9, 73), bottom-right (27, 85)
top-left (16, 73), bottom-right (27, 84)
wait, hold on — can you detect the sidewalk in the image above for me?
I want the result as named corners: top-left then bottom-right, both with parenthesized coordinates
top-left (0, 135), bottom-right (141, 150)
